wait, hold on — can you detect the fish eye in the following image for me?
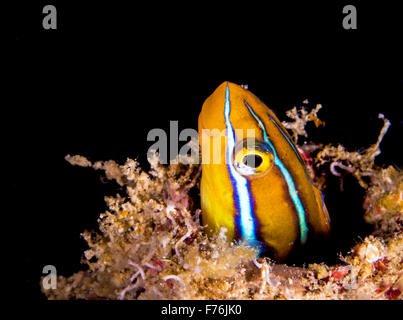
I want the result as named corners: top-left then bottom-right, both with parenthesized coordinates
top-left (232, 138), bottom-right (274, 178)
top-left (242, 154), bottom-right (263, 168)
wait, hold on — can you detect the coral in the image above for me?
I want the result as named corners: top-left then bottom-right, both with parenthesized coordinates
top-left (316, 114), bottom-right (391, 189)
top-left (363, 166), bottom-right (402, 235)
top-left (305, 234), bottom-right (402, 299)
top-left (42, 107), bottom-right (402, 300)
top-left (282, 102), bottom-right (325, 144)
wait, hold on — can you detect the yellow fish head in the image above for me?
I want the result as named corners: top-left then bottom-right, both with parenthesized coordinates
top-left (198, 81), bottom-right (330, 261)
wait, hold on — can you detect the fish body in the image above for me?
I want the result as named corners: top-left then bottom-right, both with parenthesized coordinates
top-left (198, 82), bottom-right (330, 261)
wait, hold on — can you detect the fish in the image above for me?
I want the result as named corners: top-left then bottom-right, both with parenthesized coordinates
top-left (198, 81), bottom-right (330, 261)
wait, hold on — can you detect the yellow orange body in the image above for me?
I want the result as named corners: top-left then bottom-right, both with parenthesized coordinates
top-left (198, 82), bottom-right (330, 261)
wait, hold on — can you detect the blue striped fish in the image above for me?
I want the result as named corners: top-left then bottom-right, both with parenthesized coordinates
top-left (198, 82), bottom-right (330, 260)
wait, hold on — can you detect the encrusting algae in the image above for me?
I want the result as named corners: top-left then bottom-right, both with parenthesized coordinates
top-left (42, 104), bottom-right (402, 300)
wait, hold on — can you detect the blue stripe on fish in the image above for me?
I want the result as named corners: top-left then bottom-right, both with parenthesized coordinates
top-left (267, 115), bottom-right (312, 182)
top-left (245, 101), bottom-right (309, 244)
top-left (268, 114), bottom-right (329, 224)
top-left (223, 85), bottom-right (258, 247)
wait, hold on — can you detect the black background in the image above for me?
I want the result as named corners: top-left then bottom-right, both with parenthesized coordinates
top-left (12, 1), bottom-right (402, 307)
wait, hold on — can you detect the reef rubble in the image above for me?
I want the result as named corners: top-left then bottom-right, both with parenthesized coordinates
top-left (42, 106), bottom-right (402, 300)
